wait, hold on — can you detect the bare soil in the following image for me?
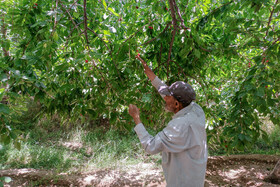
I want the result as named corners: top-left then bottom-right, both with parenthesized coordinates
top-left (1, 154), bottom-right (280, 187)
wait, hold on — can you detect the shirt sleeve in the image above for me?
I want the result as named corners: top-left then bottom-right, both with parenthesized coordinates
top-left (134, 121), bottom-right (191, 155)
top-left (151, 76), bottom-right (167, 99)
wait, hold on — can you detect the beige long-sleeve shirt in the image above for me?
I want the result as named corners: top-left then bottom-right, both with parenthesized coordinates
top-left (134, 77), bottom-right (208, 187)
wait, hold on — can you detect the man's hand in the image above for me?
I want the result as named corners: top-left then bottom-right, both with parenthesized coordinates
top-left (135, 55), bottom-right (156, 81)
top-left (129, 104), bottom-right (141, 125)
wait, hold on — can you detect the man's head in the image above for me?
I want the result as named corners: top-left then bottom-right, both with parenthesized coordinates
top-left (159, 81), bottom-right (196, 113)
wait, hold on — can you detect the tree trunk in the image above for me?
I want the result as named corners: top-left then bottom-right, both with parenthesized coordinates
top-left (264, 159), bottom-right (280, 184)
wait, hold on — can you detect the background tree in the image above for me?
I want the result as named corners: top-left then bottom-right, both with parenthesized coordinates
top-left (0, 0), bottom-right (279, 161)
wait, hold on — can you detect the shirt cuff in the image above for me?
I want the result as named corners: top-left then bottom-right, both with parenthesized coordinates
top-left (134, 123), bottom-right (149, 140)
top-left (151, 76), bottom-right (166, 90)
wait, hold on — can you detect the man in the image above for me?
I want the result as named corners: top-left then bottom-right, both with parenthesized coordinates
top-left (128, 55), bottom-right (208, 187)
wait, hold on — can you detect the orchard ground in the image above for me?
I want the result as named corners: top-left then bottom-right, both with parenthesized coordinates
top-left (1, 117), bottom-right (280, 187)
top-left (1, 155), bottom-right (280, 186)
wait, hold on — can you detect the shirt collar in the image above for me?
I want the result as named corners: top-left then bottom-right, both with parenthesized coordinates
top-left (172, 102), bottom-right (195, 119)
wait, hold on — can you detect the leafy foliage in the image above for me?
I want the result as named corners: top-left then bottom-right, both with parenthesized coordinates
top-left (0, 0), bottom-right (279, 152)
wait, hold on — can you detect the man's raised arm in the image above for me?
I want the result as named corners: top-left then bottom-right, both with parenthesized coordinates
top-left (135, 55), bottom-right (167, 99)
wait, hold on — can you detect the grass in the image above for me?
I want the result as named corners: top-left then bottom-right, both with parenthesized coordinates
top-left (0, 119), bottom-right (162, 173)
top-left (1, 115), bottom-right (279, 173)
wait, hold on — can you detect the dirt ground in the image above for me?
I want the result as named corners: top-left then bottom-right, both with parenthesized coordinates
top-left (1, 154), bottom-right (280, 187)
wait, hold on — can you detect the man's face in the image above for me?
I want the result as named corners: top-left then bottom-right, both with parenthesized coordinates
top-left (164, 96), bottom-right (178, 113)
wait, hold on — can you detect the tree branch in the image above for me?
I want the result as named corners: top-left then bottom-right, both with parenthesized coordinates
top-left (83, 0), bottom-right (89, 45)
top-left (1, 17), bottom-right (9, 57)
top-left (167, 0), bottom-right (178, 63)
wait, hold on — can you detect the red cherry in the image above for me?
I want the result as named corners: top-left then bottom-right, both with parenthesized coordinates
top-left (148, 26), bottom-right (153, 29)
top-left (137, 53), bottom-right (140, 56)
top-left (136, 6), bottom-right (139, 9)
top-left (35, 3), bottom-right (38, 6)
top-left (136, 50), bottom-right (138, 52)
top-left (265, 85), bottom-right (268, 88)
top-left (225, 145), bottom-right (228, 148)
top-left (33, 6), bottom-right (36, 8)
top-left (85, 60), bottom-right (88, 63)
top-left (266, 60), bottom-right (269, 63)
top-left (165, 7), bottom-right (168, 10)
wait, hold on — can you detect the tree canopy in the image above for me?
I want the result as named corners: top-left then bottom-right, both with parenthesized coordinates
top-left (1, 0), bottom-right (279, 151)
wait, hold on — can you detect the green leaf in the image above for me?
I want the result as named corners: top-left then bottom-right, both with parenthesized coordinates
top-left (102, 0), bottom-right (107, 9)
top-left (141, 94), bottom-right (151, 102)
top-left (14, 141), bottom-right (21, 150)
top-left (256, 87), bottom-right (265, 97)
top-left (108, 7), bottom-right (119, 17)
top-left (53, 32), bottom-right (59, 41)
top-left (73, 12), bottom-right (79, 18)
top-left (0, 104), bottom-right (10, 114)
top-left (194, 49), bottom-right (201, 58)
top-left (0, 73), bottom-right (8, 82)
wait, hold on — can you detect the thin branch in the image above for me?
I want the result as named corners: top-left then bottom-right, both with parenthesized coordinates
top-left (262, 0), bottom-right (279, 64)
top-left (50, 0), bottom-right (59, 38)
top-left (83, 0), bottom-right (89, 45)
top-left (265, 0), bottom-right (278, 37)
top-left (140, 21), bottom-right (172, 46)
top-left (58, 0), bottom-right (82, 34)
top-left (115, 17), bottom-right (157, 57)
top-left (63, 22), bottom-right (83, 50)
top-left (199, 46), bottom-right (211, 52)
top-left (173, 0), bottom-right (188, 30)
top-left (70, 0), bottom-right (79, 10)
top-left (87, 28), bottom-right (111, 53)
top-left (87, 28), bottom-right (123, 83)
top-left (170, 60), bottom-right (188, 78)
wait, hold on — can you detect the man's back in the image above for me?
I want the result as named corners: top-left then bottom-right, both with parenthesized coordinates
top-left (160, 102), bottom-right (207, 187)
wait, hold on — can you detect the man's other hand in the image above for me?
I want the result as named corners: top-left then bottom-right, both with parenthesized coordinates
top-left (129, 104), bottom-right (141, 125)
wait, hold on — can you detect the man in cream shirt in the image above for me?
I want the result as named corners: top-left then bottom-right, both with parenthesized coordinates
top-left (128, 55), bottom-right (208, 187)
